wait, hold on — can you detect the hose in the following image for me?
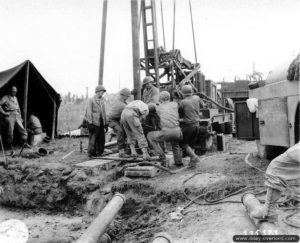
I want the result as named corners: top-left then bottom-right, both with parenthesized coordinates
top-left (195, 92), bottom-right (234, 112)
top-left (181, 153), bottom-right (267, 213)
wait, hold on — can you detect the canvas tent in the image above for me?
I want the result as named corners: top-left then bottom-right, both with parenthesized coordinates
top-left (0, 60), bottom-right (61, 139)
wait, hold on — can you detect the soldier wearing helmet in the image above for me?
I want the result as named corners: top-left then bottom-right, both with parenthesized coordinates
top-left (142, 76), bottom-right (159, 104)
top-left (0, 86), bottom-right (29, 156)
top-left (84, 85), bottom-right (108, 158)
top-left (179, 85), bottom-right (205, 168)
top-left (147, 91), bottom-right (184, 167)
top-left (107, 88), bottom-right (131, 158)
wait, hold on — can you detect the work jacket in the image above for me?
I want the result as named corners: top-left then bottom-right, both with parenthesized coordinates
top-left (85, 96), bottom-right (107, 127)
top-left (142, 85), bottom-right (159, 104)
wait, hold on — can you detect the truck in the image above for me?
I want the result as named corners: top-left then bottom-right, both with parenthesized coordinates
top-left (236, 54), bottom-right (299, 158)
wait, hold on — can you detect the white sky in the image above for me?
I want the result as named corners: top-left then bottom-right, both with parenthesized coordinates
top-left (0, 0), bottom-right (299, 97)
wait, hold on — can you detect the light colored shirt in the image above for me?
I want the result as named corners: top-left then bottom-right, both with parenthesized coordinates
top-left (0, 95), bottom-right (20, 115)
top-left (157, 101), bottom-right (179, 129)
top-left (142, 85), bottom-right (159, 104)
top-left (108, 96), bottom-right (127, 121)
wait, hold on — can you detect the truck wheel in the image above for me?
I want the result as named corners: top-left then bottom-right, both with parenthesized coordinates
top-left (224, 122), bottom-right (233, 134)
top-left (218, 123), bottom-right (225, 134)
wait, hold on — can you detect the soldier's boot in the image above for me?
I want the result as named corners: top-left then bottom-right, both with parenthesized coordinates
top-left (119, 148), bottom-right (130, 158)
top-left (172, 145), bottom-right (183, 167)
top-left (251, 188), bottom-right (281, 223)
top-left (142, 148), bottom-right (151, 161)
top-left (129, 144), bottom-right (138, 158)
top-left (185, 145), bottom-right (200, 169)
top-left (159, 154), bottom-right (167, 167)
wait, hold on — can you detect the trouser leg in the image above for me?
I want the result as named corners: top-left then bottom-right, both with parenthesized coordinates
top-left (171, 141), bottom-right (183, 165)
top-left (265, 152), bottom-right (300, 192)
top-left (109, 120), bottom-right (126, 150)
top-left (5, 115), bottom-right (15, 147)
top-left (147, 131), bottom-right (164, 156)
top-left (96, 119), bottom-right (105, 155)
top-left (88, 125), bottom-right (97, 156)
top-left (15, 116), bottom-right (28, 143)
top-left (183, 144), bottom-right (200, 169)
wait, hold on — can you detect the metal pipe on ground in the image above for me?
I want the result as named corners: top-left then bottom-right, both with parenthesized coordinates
top-left (241, 193), bottom-right (280, 234)
top-left (151, 232), bottom-right (173, 243)
top-left (26, 233), bottom-right (111, 243)
top-left (76, 193), bottom-right (126, 243)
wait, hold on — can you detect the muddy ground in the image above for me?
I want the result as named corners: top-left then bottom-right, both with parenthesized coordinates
top-left (0, 137), bottom-right (299, 243)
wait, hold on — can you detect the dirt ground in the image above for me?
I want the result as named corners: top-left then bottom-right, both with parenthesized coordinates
top-left (0, 137), bottom-right (299, 243)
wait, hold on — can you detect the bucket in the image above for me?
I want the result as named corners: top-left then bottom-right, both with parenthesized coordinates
top-left (38, 147), bottom-right (48, 156)
top-left (162, 128), bottom-right (182, 142)
top-left (216, 134), bottom-right (226, 151)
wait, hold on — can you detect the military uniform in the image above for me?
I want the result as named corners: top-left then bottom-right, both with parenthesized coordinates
top-left (0, 95), bottom-right (27, 145)
top-left (121, 100), bottom-right (149, 149)
top-left (142, 85), bottom-right (159, 104)
top-left (179, 95), bottom-right (204, 146)
top-left (85, 95), bottom-right (107, 157)
top-left (148, 100), bottom-right (183, 166)
top-left (265, 142), bottom-right (300, 195)
top-left (108, 97), bottom-right (127, 151)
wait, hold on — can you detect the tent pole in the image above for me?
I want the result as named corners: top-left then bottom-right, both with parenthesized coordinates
top-left (51, 102), bottom-right (56, 140)
top-left (23, 61), bottom-right (29, 129)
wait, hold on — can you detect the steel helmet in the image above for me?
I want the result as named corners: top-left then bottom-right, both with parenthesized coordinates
top-left (147, 102), bottom-right (157, 112)
top-left (181, 85), bottom-right (193, 96)
top-left (159, 91), bottom-right (170, 102)
top-left (142, 76), bottom-right (154, 86)
top-left (11, 86), bottom-right (17, 92)
top-left (95, 85), bottom-right (106, 93)
top-left (119, 88), bottom-right (131, 97)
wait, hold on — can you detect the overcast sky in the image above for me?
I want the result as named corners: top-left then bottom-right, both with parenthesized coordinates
top-left (0, 0), bottom-right (299, 96)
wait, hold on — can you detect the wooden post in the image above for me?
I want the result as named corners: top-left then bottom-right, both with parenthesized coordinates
top-left (98, 0), bottom-right (108, 85)
top-left (151, 0), bottom-right (160, 88)
top-left (51, 102), bottom-right (56, 140)
top-left (23, 61), bottom-right (30, 129)
top-left (131, 0), bottom-right (141, 100)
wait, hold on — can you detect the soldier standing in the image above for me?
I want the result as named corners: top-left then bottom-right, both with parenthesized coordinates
top-left (142, 76), bottom-right (159, 104)
top-left (0, 86), bottom-right (29, 156)
top-left (85, 85), bottom-right (108, 158)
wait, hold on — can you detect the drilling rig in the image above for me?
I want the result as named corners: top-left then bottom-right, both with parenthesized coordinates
top-left (135, 0), bottom-right (235, 151)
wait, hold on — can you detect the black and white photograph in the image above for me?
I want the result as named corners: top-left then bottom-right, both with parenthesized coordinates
top-left (0, 0), bottom-right (299, 242)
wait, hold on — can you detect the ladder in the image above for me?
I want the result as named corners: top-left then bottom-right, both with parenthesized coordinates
top-left (141, 0), bottom-right (160, 87)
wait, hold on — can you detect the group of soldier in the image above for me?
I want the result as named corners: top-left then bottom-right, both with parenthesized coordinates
top-left (84, 76), bottom-right (205, 169)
